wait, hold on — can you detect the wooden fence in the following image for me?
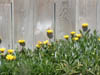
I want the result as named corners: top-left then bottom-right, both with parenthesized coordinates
top-left (0, 0), bottom-right (99, 49)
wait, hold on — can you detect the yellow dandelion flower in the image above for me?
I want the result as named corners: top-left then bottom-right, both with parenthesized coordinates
top-left (36, 44), bottom-right (41, 48)
top-left (70, 31), bottom-right (76, 35)
top-left (82, 23), bottom-right (88, 28)
top-left (8, 49), bottom-right (14, 54)
top-left (6, 54), bottom-right (14, 61)
top-left (13, 56), bottom-right (16, 60)
top-left (98, 38), bottom-right (100, 41)
top-left (43, 40), bottom-right (49, 44)
top-left (76, 34), bottom-right (82, 38)
top-left (18, 40), bottom-right (25, 44)
top-left (73, 37), bottom-right (79, 41)
top-left (64, 35), bottom-right (69, 39)
top-left (47, 29), bottom-right (53, 39)
top-left (38, 41), bottom-right (42, 45)
top-left (0, 48), bottom-right (6, 52)
top-left (18, 40), bottom-right (25, 46)
top-left (48, 43), bottom-right (51, 46)
top-left (47, 29), bottom-right (53, 34)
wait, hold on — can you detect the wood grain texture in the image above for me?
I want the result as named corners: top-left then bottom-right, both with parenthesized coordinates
top-left (76, 0), bottom-right (97, 32)
top-left (14, 0), bottom-right (34, 49)
top-left (55, 0), bottom-right (76, 39)
top-left (0, 4), bottom-right (12, 49)
top-left (33, 0), bottom-right (54, 45)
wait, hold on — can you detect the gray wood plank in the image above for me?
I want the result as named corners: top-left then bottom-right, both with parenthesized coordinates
top-left (14, 0), bottom-right (34, 49)
top-left (33, 0), bottom-right (54, 45)
top-left (0, 0), bottom-right (11, 3)
top-left (0, 4), bottom-right (12, 49)
top-left (76, 0), bottom-right (97, 32)
top-left (97, 0), bottom-right (100, 33)
top-left (55, 0), bottom-right (76, 39)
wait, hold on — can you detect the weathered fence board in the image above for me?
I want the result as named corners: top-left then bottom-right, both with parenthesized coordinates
top-left (33, 0), bottom-right (54, 45)
top-left (97, 0), bottom-right (100, 33)
top-left (76, 0), bottom-right (97, 32)
top-left (14, 0), bottom-right (34, 49)
top-left (0, 0), bottom-right (99, 49)
top-left (0, 0), bottom-right (11, 3)
top-left (55, 0), bottom-right (76, 39)
top-left (0, 4), bottom-right (12, 49)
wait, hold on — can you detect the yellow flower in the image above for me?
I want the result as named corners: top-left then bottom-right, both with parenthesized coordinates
top-left (98, 38), bottom-right (100, 41)
top-left (47, 29), bottom-right (53, 34)
top-left (18, 40), bottom-right (25, 44)
top-left (48, 43), bottom-right (51, 46)
top-left (73, 37), bottom-right (79, 41)
top-left (36, 44), bottom-right (41, 48)
top-left (82, 23), bottom-right (88, 28)
top-left (8, 49), bottom-right (14, 54)
top-left (0, 48), bottom-right (6, 52)
top-left (76, 34), bottom-right (82, 38)
top-left (70, 31), bottom-right (76, 35)
top-left (13, 56), bottom-right (16, 60)
top-left (38, 41), bottom-right (42, 45)
top-left (6, 54), bottom-right (14, 60)
top-left (64, 35), bottom-right (69, 39)
top-left (43, 40), bottom-right (49, 44)
top-left (47, 29), bottom-right (53, 39)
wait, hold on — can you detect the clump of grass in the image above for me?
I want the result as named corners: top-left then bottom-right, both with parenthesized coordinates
top-left (0, 24), bottom-right (100, 75)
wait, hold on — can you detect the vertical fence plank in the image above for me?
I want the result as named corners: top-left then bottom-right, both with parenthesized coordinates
top-left (97, 0), bottom-right (100, 33)
top-left (0, 0), bottom-right (11, 3)
top-left (76, 0), bottom-right (97, 32)
top-left (86, 0), bottom-right (97, 31)
top-left (33, 0), bottom-right (54, 45)
top-left (55, 0), bottom-right (76, 39)
top-left (0, 3), bottom-right (12, 49)
top-left (14, 0), bottom-right (34, 49)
